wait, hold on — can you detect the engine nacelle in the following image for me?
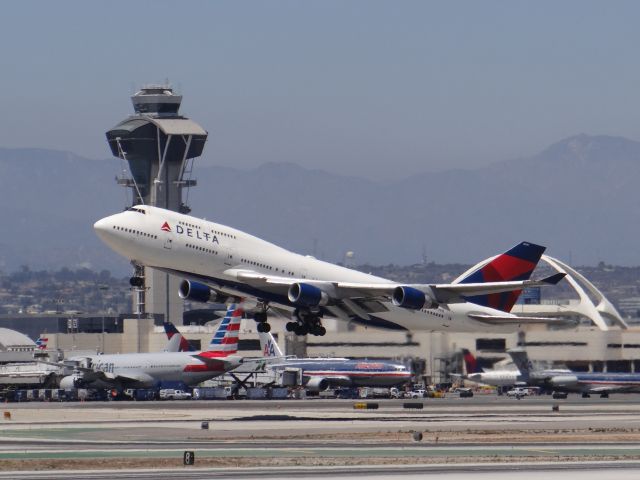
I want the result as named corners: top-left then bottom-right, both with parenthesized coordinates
top-left (59, 375), bottom-right (83, 390)
top-left (178, 280), bottom-right (212, 303)
top-left (549, 375), bottom-right (579, 387)
top-left (288, 283), bottom-right (330, 307)
top-left (305, 377), bottom-right (329, 392)
top-left (392, 286), bottom-right (437, 310)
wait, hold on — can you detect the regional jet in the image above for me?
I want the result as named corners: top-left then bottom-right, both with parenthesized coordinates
top-left (94, 206), bottom-right (564, 336)
top-left (458, 348), bottom-right (570, 388)
top-left (58, 304), bottom-right (244, 390)
top-left (508, 348), bottom-right (640, 398)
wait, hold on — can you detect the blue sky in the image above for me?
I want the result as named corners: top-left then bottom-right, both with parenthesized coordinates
top-left (1, 1), bottom-right (639, 179)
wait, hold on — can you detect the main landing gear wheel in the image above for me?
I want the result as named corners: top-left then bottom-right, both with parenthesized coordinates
top-left (257, 322), bottom-right (271, 333)
top-left (129, 276), bottom-right (144, 288)
top-left (290, 308), bottom-right (326, 337)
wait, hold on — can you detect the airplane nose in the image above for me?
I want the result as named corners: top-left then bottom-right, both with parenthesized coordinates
top-left (93, 217), bottom-right (111, 234)
top-left (94, 216), bottom-right (117, 244)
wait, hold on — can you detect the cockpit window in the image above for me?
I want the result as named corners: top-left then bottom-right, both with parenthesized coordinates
top-left (127, 207), bottom-right (146, 214)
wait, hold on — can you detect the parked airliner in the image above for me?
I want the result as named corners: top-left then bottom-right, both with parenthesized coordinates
top-left (257, 331), bottom-right (412, 391)
top-left (459, 348), bottom-right (570, 388)
top-left (58, 304), bottom-right (244, 390)
top-left (508, 348), bottom-right (640, 398)
top-left (94, 205), bottom-right (564, 336)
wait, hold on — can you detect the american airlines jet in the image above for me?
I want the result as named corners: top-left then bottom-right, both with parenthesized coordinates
top-left (94, 206), bottom-right (564, 336)
top-left (257, 331), bottom-right (412, 391)
top-left (58, 304), bottom-right (244, 390)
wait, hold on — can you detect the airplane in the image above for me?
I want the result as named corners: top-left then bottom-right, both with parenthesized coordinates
top-left (58, 304), bottom-right (245, 390)
top-left (509, 348), bottom-right (640, 398)
top-left (458, 348), bottom-right (569, 388)
top-left (94, 205), bottom-right (565, 336)
top-left (257, 330), bottom-right (412, 391)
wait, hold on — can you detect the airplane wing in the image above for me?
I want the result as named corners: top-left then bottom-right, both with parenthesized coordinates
top-left (226, 268), bottom-right (565, 305)
top-left (467, 313), bottom-right (572, 325)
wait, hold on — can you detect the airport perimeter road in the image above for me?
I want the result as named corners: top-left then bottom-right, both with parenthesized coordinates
top-left (4, 395), bottom-right (640, 475)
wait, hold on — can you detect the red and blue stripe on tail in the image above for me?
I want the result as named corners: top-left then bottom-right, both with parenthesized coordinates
top-left (163, 322), bottom-right (195, 352)
top-left (457, 241), bottom-right (545, 312)
top-left (205, 304), bottom-right (242, 355)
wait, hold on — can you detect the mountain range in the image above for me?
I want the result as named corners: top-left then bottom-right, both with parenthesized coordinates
top-left (1, 134), bottom-right (638, 275)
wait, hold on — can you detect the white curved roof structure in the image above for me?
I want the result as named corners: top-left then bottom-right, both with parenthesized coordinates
top-left (0, 328), bottom-right (35, 351)
top-left (512, 255), bottom-right (627, 331)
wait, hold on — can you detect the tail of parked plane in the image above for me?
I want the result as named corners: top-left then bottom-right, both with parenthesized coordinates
top-left (462, 348), bottom-right (481, 374)
top-left (455, 241), bottom-right (546, 312)
top-left (258, 330), bottom-right (284, 358)
top-left (163, 322), bottom-right (195, 352)
top-left (205, 304), bottom-right (243, 355)
top-left (35, 337), bottom-right (48, 350)
top-left (507, 348), bottom-right (533, 380)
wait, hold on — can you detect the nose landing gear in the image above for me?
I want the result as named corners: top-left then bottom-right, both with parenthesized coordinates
top-left (253, 302), bottom-right (271, 333)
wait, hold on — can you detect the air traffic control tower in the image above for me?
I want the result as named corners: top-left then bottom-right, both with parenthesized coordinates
top-left (105, 85), bottom-right (208, 324)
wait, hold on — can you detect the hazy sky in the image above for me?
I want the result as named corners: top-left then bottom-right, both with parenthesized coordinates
top-left (2, 1), bottom-right (639, 179)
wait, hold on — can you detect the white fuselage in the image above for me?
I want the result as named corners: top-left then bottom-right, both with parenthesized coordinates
top-left (467, 370), bottom-right (521, 387)
top-left (69, 351), bottom-right (241, 388)
top-left (94, 206), bottom-right (526, 333)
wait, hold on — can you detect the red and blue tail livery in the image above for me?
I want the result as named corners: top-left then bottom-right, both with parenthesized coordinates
top-left (206, 304), bottom-right (242, 354)
top-left (457, 242), bottom-right (545, 312)
top-left (163, 322), bottom-right (195, 352)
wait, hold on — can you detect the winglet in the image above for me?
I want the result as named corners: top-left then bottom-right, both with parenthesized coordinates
top-left (540, 272), bottom-right (566, 285)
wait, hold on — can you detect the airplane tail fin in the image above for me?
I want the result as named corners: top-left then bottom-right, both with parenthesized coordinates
top-left (507, 348), bottom-right (532, 379)
top-left (455, 241), bottom-right (546, 312)
top-left (258, 330), bottom-right (284, 358)
top-left (163, 322), bottom-right (195, 352)
top-left (206, 304), bottom-right (243, 355)
top-left (35, 337), bottom-right (48, 350)
top-left (462, 348), bottom-right (481, 374)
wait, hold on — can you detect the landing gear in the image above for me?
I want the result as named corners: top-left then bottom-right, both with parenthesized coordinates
top-left (253, 301), bottom-right (272, 333)
top-left (582, 392), bottom-right (591, 398)
top-left (288, 308), bottom-right (326, 336)
top-left (600, 392), bottom-right (609, 398)
top-left (256, 322), bottom-right (271, 333)
top-left (129, 276), bottom-right (144, 287)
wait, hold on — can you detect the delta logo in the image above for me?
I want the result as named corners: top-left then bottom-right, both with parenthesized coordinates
top-left (161, 222), bottom-right (171, 232)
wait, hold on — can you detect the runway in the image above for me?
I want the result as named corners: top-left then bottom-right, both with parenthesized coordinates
top-left (3, 395), bottom-right (640, 477)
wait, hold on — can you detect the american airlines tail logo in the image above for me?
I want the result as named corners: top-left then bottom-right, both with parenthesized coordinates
top-left (264, 340), bottom-right (277, 357)
top-left (161, 222), bottom-right (171, 232)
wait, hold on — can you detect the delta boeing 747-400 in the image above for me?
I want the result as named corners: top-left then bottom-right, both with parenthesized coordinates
top-left (94, 205), bottom-right (564, 336)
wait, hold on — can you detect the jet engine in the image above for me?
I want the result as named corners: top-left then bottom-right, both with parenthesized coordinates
top-left (59, 375), bottom-right (84, 390)
top-left (392, 286), bottom-right (438, 310)
top-left (305, 377), bottom-right (329, 392)
top-left (178, 280), bottom-right (227, 303)
top-left (548, 375), bottom-right (579, 387)
top-left (288, 283), bottom-right (330, 307)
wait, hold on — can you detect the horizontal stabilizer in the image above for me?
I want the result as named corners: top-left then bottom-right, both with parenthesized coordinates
top-left (540, 272), bottom-right (566, 285)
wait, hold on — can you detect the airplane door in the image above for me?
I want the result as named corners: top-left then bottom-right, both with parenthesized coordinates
top-left (162, 230), bottom-right (173, 250)
top-left (224, 245), bottom-right (235, 266)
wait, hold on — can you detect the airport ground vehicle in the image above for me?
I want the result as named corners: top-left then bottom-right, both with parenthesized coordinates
top-left (453, 387), bottom-right (474, 398)
top-left (506, 387), bottom-right (530, 398)
top-left (159, 389), bottom-right (192, 400)
top-left (409, 389), bottom-right (426, 398)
